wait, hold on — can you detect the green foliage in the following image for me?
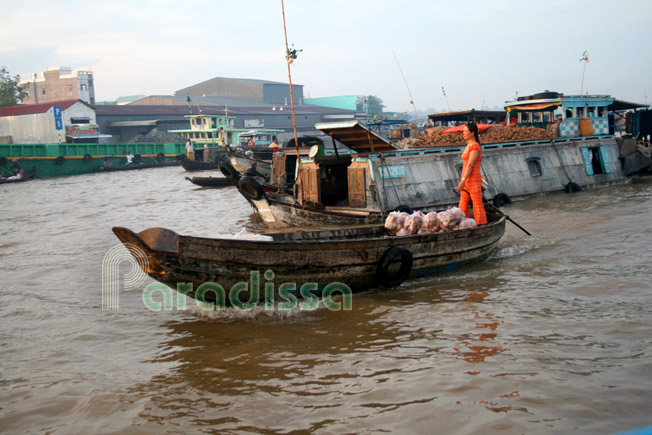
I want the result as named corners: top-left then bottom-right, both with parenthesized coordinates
top-left (286, 44), bottom-right (303, 63)
top-left (0, 66), bottom-right (27, 108)
top-left (357, 95), bottom-right (386, 114)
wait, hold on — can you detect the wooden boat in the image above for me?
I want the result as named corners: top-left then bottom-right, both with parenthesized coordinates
top-left (180, 158), bottom-right (219, 171)
top-left (112, 211), bottom-right (505, 305)
top-left (185, 175), bottom-right (232, 188)
top-left (98, 161), bottom-right (177, 172)
top-left (0, 170), bottom-right (36, 184)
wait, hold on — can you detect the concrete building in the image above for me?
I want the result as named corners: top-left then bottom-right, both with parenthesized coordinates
top-left (19, 67), bottom-right (96, 105)
top-left (173, 77), bottom-right (303, 105)
top-left (94, 103), bottom-right (364, 143)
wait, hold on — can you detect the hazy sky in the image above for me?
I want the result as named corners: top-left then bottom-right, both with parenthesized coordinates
top-left (2, 0), bottom-right (651, 112)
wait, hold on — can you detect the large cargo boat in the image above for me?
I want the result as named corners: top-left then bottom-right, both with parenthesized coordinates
top-left (233, 93), bottom-right (652, 226)
top-left (0, 142), bottom-right (184, 178)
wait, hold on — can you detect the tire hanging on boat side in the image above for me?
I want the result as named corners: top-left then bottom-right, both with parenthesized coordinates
top-left (133, 154), bottom-right (142, 164)
top-left (238, 176), bottom-right (264, 201)
top-left (565, 182), bottom-right (582, 193)
top-left (376, 246), bottom-right (413, 288)
top-left (219, 157), bottom-right (240, 184)
top-left (492, 193), bottom-right (512, 207)
top-left (55, 156), bottom-right (65, 166)
top-left (83, 153), bottom-right (92, 163)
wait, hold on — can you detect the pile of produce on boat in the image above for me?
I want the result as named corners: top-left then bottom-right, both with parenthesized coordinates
top-left (398, 124), bottom-right (557, 148)
top-left (384, 207), bottom-right (477, 236)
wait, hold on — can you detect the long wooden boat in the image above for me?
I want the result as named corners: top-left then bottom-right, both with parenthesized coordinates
top-left (112, 211), bottom-right (505, 306)
top-left (98, 161), bottom-right (177, 172)
top-left (180, 158), bottom-right (219, 171)
top-left (185, 175), bottom-right (232, 188)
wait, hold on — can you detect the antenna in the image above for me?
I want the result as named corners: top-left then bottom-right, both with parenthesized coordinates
top-left (392, 50), bottom-right (419, 122)
top-left (579, 51), bottom-right (589, 95)
top-left (442, 86), bottom-right (451, 111)
top-left (281, 0), bottom-right (303, 203)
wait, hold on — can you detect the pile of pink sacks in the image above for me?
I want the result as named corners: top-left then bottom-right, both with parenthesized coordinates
top-left (384, 207), bottom-right (477, 236)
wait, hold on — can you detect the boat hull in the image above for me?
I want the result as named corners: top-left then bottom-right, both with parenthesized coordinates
top-left (112, 213), bottom-right (505, 304)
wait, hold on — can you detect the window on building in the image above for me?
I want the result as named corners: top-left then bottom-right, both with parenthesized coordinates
top-left (80, 84), bottom-right (88, 91)
top-left (588, 107), bottom-right (596, 118)
top-left (68, 85), bottom-right (73, 92)
top-left (597, 107), bottom-right (606, 117)
top-left (42, 89), bottom-right (46, 95)
top-left (70, 118), bottom-right (90, 124)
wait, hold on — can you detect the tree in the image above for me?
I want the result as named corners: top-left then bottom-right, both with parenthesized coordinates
top-left (0, 66), bottom-right (27, 108)
top-left (357, 95), bottom-right (386, 115)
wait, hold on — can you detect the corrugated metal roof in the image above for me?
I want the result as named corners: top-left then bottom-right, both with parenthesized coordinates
top-left (0, 99), bottom-right (81, 117)
top-left (93, 103), bottom-right (357, 117)
top-left (315, 121), bottom-right (395, 153)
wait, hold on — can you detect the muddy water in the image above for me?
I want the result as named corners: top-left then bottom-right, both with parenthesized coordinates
top-left (1, 167), bottom-right (651, 434)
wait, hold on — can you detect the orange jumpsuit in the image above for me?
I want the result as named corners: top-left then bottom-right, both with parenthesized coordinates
top-left (458, 142), bottom-right (487, 225)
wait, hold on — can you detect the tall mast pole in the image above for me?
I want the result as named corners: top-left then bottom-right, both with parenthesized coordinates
top-left (281, 0), bottom-right (302, 203)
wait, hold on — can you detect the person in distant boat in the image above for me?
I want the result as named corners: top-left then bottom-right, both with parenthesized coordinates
top-left (103, 158), bottom-right (113, 167)
top-left (126, 152), bottom-right (134, 165)
top-left (247, 137), bottom-right (255, 146)
top-left (268, 137), bottom-right (280, 153)
top-left (185, 139), bottom-right (194, 160)
top-left (457, 122), bottom-right (487, 225)
top-left (3, 161), bottom-right (24, 180)
top-left (217, 127), bottom-right (225, 145)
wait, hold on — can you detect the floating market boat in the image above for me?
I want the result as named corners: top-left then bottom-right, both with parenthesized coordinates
top-left (185, 175), bottom-right (232, 188)
top-left (169, 114), bottom-right (283, 172)
top-left (98, 160), bottom-right (178, 172)
top-left (112, 210), bottom-right (505, 305)
top-left (0, 144), bottom-right (184, 178)
top-left (0, 170), bottom-right (36, 184)
top-left (233, 92), bottom-right (651, 226)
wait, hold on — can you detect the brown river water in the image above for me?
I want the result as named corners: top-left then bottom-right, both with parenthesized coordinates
top-left (1, 166), bottom-right (651, 434)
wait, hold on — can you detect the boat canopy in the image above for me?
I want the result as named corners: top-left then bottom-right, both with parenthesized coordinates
top-left (315, 120), bottom-right (396, 154)
top-left (609, 99), bottom-right (649, 111)
top-left (427, 109), bottom-right (506, 123)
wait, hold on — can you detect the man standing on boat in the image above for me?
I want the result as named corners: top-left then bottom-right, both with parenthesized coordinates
top-left (126, 152), bottom-right (134, 165)
top-left (217, 128), bottom-right (224, 146)
top-left (457, 123), bottom-right (487, 225)
top-left (185, 139), bottom-right (194, 160)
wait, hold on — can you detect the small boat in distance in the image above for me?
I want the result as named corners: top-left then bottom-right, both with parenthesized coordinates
top-left (185, 175), bottom-right (232, 188)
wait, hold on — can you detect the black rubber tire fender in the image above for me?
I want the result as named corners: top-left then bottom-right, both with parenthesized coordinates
top-left (394, 205), bottom-right (414, 214)
top-left (133, 154), bottom-right (142, 164)
top-left (492, 193), bottom-right (512, 208)
top-left (219, 157), bottom-right (240, 183)
top-left (244, 167), bottom-right (264, 179)
top-left (565, 182), bottom-right (582, 193)
top-left (156, 152), bottom-right (165, 162)
top-left (238, 176), bottom-right (264, 201)
top-left (83, 153), bottom-right (92, 163)
top-left (376, 246), bottom-right (413, 288)
top-left (55, 156), bottom-right (65, 166)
